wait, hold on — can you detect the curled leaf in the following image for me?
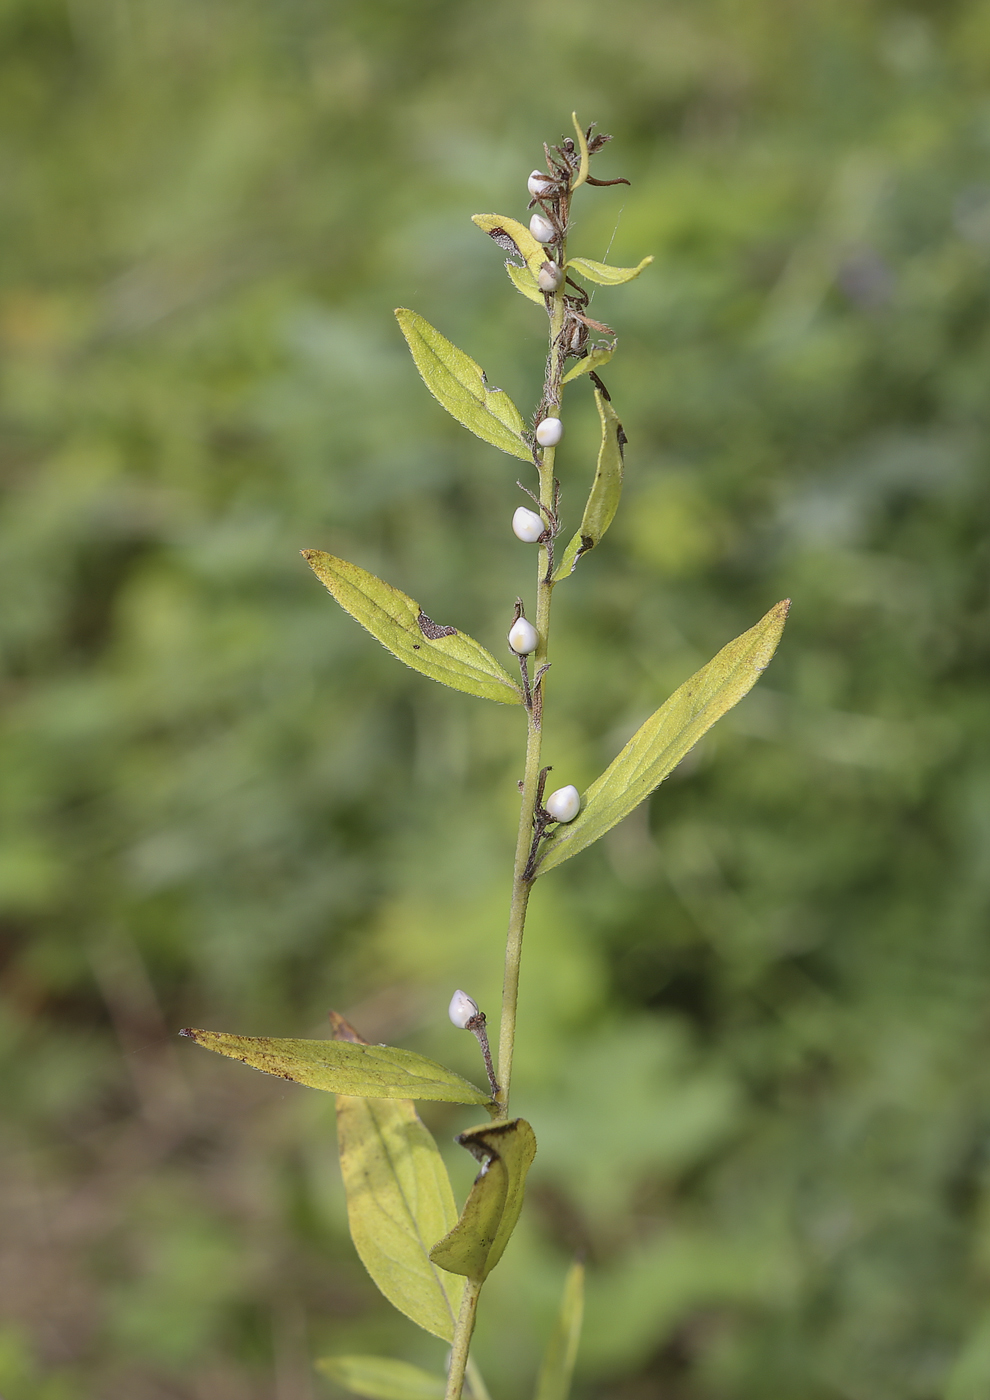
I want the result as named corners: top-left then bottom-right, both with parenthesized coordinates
top-left (570, 113), bottom-right (590, 191)
top-left (560, 343), bottom-right (614, 385)
top-left (506, 261), bottom-right (545, 306)
top-left (566, 255), bottom-right (653, 287)
top-left (534, 1260), bottom-right (585, 1400)
top-left (536, 601), bottom-right (790, 874)
top-left (395, 308), bottom-right (531, 462)
top-left (317, 1356), bottom-right (446, 1399)
top-left (554, 391), bottom-right (625, 579)
top-left (179, 1026), bottom-right (493, 1106)
top-left (429, 1118), bottom-right (537, 1282)
top-left (303, 551), bottom-right (522, 705)
top-left (472, 213), bottom-right (546, 279)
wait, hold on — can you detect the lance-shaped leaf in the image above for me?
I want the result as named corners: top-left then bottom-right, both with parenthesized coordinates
top-left (536, 601), bottom-right (790, 874)
top-left (506, 260), bottom-right (545, 306)
top-left (179, 1027), bottom-right (493, 1106)
top-left (566, 255), bottom-right (653, 287)
top-left (554, 391), bottom-right (625, 579)
top-left (570, 113), bottom-right (590, 190)
top-left (303, 551), bottom-right (522, 706)
top-left (317, 1357), bottom-right (445, 1400)
top-left (429, 1118), bottom-right (537, 1283)
top-left (534, 1260), bottom-right (585, 1400)
top-left (560, 343), bottom-right (614, 385)
top-left (472, 213), bottom-right (547, 279)
top-left (395, 309), bottom-right (531, 462)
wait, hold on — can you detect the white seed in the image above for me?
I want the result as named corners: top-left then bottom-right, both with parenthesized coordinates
top-left (545, 784), bottom-right (581, 823)
top-left (512, 506), bottom-right (544, 542)
top-left (529, 213), bottom-right (555, 244)
top-left (537, 260), bottom-right (563, 293)
top-left (508, 616), bottom-right (539, 655)
top-left (448, 989), bottom-right (480, 1029)
top-left (535, 417), bottom-right (564, 447)
top-left (528, 169), bottom-right (553, 197)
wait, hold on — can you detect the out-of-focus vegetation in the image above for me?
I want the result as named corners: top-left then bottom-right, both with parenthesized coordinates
top-left (3, 0), bottom-right (990, 1396)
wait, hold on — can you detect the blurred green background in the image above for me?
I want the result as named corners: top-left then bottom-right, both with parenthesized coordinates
top-left (3, 0), bottom-right (990, 1396)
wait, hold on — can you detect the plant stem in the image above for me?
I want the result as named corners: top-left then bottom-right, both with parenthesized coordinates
top-left (444, 1278), bottom-right (483, 1400)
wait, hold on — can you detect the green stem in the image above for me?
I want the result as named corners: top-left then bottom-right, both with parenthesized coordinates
top-left (445, 1278), bottom-right (483, 1400)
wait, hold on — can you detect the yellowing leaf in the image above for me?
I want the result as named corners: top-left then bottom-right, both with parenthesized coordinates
top-left (303, 551), bottom-right (522, 706)
top-left (554, 391), bottom-right (624, 579)
top-left (566, 255), bottom-right (653, 287)
top-left (534, 1261), bottom-right (585, 1400)
top-left (536, 601), bottom-right (790, 874)
top-left (179, 1027), bottom-right (493, 1106)
top-left (506, 261), bottom-right (545, 306)
top-left (570, 113), bottom-right (590, 190)
top-left (472, 213), bottom-right (546, 279)
top-left (429, 1118), bottom-right (537, 1283)
top-left (395, 309), bottom-right (531, 462)
top-left (317, 1356), bottom-right (446, 1400)
top-left (560, 343), bottom-right (614, 385)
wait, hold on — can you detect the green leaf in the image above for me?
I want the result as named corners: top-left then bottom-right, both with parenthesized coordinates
top-left (554, 391), bottom-right (624, 579)
top-left (302, 551), bottom-right (522, 706)
top-left (179, 1027), bottom-right (493, 1106)
top-left (505, 260), bottom-right (545, 306)
top-left (533, 1260), bottom-right (585, 1400)
top-left (536, 601), bottom-right (790, 874)
top-left (429, 1118), bottom-right (537, 1283)
top-left (560, 343), bottom-right (614, 384)
top-left (395, 308), bottom-right (532, 462)
top-left (317, 1357), bottom-right (446, 1400)
top-left (566, 255), bottom-right (653, 287)
top-left (570, 113), bottom-right (590, 190)
top-left (472, 213), bottom-right (546, 279)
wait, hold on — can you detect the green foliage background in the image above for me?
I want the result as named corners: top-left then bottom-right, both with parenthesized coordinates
top-left (3, 1), bottom-right (990, 1396)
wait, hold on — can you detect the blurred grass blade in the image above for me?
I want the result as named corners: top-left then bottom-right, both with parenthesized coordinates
top-left (533, 1260), bottom-right (585, 1400)
top-left (395, 307), bottom-right (531, 461)
top-left (554, 391), bottom-right (625, 579)
top-left (303, 551), bottom-right (522, 705)
top-left (472, 213), bottom-right (547, 279)
top-left (317, 1357), bottom-right (446, 1399)
top-left (566, 255), bottom-right (653, 286)
top-left (506, 261), bottom-right (545, 305)
top-left (537, 601), bottom-right (790, 874)
top-left (179, 1026), bottom-right (493, 1106)
top-left (429, 1118), bottom-right (537, 1282)
top-left (570, 113), bottom-right (590, 189)
top-left (560, 343), bottom-right (614, 384)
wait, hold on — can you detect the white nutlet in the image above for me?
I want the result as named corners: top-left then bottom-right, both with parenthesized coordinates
top-left (537, 260), bottom-right (564, 293)
top-left (535, 417), bottom-right (564, 448)
top-left (527, 168), bottom-right (553, 197)
top-left (529, 213), bottom-right (555, 244)
top-left (512, 506), bottom-right (544, 543)
top-left (508, 616), bottom-right (539, 655)
top-left (448, 989), bottom-right (480, 1029)
top-left (545, 784), bottom-right (581, 823)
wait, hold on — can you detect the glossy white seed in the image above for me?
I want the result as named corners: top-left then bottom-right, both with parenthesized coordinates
top-left (448, 989), bottom-right (480, 1029)
top-left (545, 784), bottom-right (581, 823)
top-left (537, 260), bottom-right (563, 292)
top-left (535, 417), bottom-right (564, 447)
top-left (528, 169), bottom-right (553, 197)
top-left (512, 506), bottom-right (544, 542)
top-left (529, 213), bottom-right (555, 244)
top-left (508, 616), bottom-right (539, 655)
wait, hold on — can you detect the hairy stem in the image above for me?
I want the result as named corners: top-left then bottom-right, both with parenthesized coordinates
top-left (445, 1278), bottom-right (483, 1400)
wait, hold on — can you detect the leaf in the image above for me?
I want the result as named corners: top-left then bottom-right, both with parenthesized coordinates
top-left (570, 113), bottom-right (590, 190)
top-left (560, 343), bottom-right (614, 384)
top-left (472, 213), bottom-right (546, 279)
top-left (533, 1260), bottom-right (585, 1400)
top-left (505, 260), bottom-right (545, 306)
top-left (302, 551), bottom-right (522, 706)
top-left (554, 391), bottom-right (624, 579)
top-left (395, 308), bottom-right (531, 462)
top-left (317, 1356), bottom-right (446, 1400)
top-left (429, 1118), bottom-right (537, 1282)
top-left (179, 1027), bottom-right (493, 1106)
top-left (566, 255), bottom-right (653, 287)
top-left (536, 601), bottom-right (790, 874)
